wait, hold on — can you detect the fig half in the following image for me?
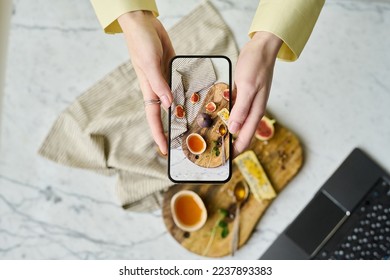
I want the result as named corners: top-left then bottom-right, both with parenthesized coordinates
top-left (174, 105), bottom-right (185, 119)
top-left (255, 116), bottom-right (276, 141)
top-left (205, 102), bottom-right (217, 113)
top-left (223, 89), bottom-right (230, 101)
top-left (190, 92), bottom-right (200, 104)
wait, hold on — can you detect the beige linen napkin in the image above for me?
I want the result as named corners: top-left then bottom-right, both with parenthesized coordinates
top-left (39, 0), bottom-right (238, 211)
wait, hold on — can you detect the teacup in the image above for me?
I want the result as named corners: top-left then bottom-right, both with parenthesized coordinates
top-left (186, 133), bottom-right (207, 155)
top-left (171, 190), bottom-right (207, 232)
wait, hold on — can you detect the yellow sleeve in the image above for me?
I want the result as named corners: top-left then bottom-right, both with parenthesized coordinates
top-left (249, 0), bottom-right (325, 61)
top-left (90, 0), bottom-right (159, 34)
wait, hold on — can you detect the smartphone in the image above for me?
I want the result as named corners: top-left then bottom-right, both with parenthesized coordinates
top-left (168, 55), bottom-right (232, 183)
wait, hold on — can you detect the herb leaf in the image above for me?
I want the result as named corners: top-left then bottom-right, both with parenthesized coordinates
top-left (218, 220), bottom-right (227, 228)
top-left (221, 227), bottom-right (229, 238)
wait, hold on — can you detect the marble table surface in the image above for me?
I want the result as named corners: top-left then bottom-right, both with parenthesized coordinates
top-left (1, 0), bottom-right (390, 259)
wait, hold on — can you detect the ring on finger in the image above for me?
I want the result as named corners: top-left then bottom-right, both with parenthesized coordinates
top-left (144, 99), bottom-right (161, 106)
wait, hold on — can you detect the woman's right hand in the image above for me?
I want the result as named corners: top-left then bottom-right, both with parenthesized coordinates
top-left (229, 31), bottom-right (282, 157)
top-left (118, 11), bottom-right (175, 155)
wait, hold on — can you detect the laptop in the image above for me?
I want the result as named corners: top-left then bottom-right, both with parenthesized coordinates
top-left (260, 148), bottom-right (390, 260)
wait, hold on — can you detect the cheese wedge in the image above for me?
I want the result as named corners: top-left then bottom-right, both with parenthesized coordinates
top-left (234, 150), bottom-right (276, 200)
top-left (217, 108), bottom-right (229, 126)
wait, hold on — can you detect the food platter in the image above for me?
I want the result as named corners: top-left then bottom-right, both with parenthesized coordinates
top-left (163, 115), bottom-right (304, 257)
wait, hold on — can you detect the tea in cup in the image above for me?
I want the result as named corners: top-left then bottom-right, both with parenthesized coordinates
top-left (171, 190), bottom-right (207, 232)
top-left (186, 133), bottom-right (207, 155)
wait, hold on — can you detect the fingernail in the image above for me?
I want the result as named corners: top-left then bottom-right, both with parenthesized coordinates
top-left (160, 95), bottom-right (170, 110)
top-left (156, 146), bottom-right (168, 157)
top-left (229, 121), bottom-right (241, 134)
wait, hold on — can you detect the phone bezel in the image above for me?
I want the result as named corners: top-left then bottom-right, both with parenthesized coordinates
top-left (167, 55), bottom-right (233, 184)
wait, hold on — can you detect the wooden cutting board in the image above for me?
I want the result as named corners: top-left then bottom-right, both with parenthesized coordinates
top-left (162, 115), bottom-right (303, 257)
top-left (182, 83), bottom-right (230, 168)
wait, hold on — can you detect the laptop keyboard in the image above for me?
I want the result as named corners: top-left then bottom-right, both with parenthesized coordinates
top-left (315, 178), bottom-right (390, 260)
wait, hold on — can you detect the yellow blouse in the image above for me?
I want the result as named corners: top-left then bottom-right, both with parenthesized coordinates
top-left (90, 0), bottom-right (324, 61)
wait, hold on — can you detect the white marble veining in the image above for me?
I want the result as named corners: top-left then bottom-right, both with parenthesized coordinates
top-left (1, 0), bottom-right (390, 259)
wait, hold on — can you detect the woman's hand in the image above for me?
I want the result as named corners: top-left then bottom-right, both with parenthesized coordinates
top-left (229, 31), bottom-right (282, 156)
top-left (118, 11), bottom-right (175, 155)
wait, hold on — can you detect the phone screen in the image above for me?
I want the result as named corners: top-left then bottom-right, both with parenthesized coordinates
top-left (168, 56), bottom-right (232, 183)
